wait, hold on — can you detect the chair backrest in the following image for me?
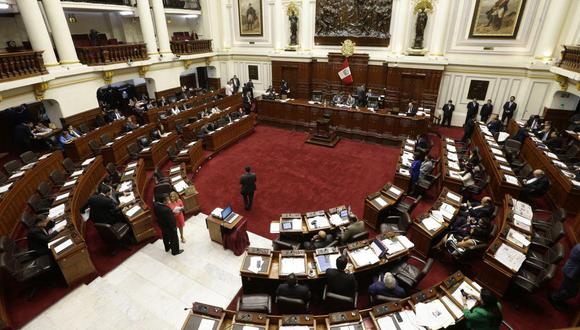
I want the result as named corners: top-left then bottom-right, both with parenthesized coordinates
top-left (20, 211), bottom-right (38, 230)
top-left (62, 158), bottom-right (76, 174)
top-left (88, 139), bottom-right (101, 155)
top-left (19, 151), bottom-right (38, 164)
top-left (78, 123), bottom-right (90, 134)
top-left (138, 136), bottom-right (149, 147)
top-left (153, 183), bottom-right (172, 200)
top-left (3, 160), bottom-right (23, 175)
top-left (27, 193), bottom-right (49, 213)
top-left (100, 133), bottom-right (112, 144)
top-left (127, 143), bottom-right (141, 157)
top-left (175, 139), bottom-right (185, 150)
top-left (518, 164), bottom-right (533, 178)
top-left (167, 145), bottom-right (177, 158)
top-left (399, 211), bottom-right (411, 231)
top-left (106, 162), bottom-right (117, 175)
top-left (37, 181), bottom-right (52, 199)
top-left (49, 170), bottom-right (65, 186)
top-left (565, 144), bottom-right (579, 157)
top-left (0, 236), bottom-right (16, 254)
top-left (93, 223), bottom-right (118, 243)
top-left (548, 243), bottom-right (565, 265)
top-left (0, 171), bottom-right (7, 185)
top-left (549, 221), bottom-right (564, 242)
top-left (0, 252), bottom-right (17, 277)
top-left (553, 208), bottom-right (567, 223)
top-left (539, 264), bottom-right (558, 285)
top-left (504, 139), bottom-right (521, 152)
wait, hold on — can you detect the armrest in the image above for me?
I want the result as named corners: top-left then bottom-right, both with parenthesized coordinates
top-left (374, 295), bottom-right (403, 303)
top-left (15, 249), bottom-right (41, 262)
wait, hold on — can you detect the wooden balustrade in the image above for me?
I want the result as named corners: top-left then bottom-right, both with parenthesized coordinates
top-left (170, 39), bottom-right (212, 55)
top-left (75, 43), bottom-right (148, 66)
top-left (61, 0), bottom-right (130, 4)
top-left (0, 51), bottom-right (47, 82)
top-left (558, 45), bottom-right (580, 73)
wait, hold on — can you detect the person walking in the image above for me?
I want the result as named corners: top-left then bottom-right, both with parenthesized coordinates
top-left (240, 166), bottom-right (257, 211)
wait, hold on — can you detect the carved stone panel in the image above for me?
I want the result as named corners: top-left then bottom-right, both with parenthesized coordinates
top-left (315, 0), bottom-right (393, 47)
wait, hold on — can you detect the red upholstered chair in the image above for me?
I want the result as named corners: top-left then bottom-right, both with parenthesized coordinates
top-left (222, 218), bottom-right (249, 256)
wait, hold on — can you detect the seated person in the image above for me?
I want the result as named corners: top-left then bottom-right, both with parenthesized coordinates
top-left (521, 169), bottom-right (550, 200)
top-left (66, 125), bottom-right (82, 138)
top-left (280, 80), bottom-right (289, 95)
top-left (512, 126), bottom-right (529, 143)
top-left (368, 272), bottom-right (406, 299)
top-left (416, 135), bottom-right (430, 154)
top-left (82, 184), bottom-right (127, 225)
top-left (326, 256), bottom-right (357, 297)
top-left (406, 102), bottom-right (417, 116)
top-left (276, 273), bottom-right (311, 303)
top-left (346, 94), bottom-right (356, 107)
top-left (197, 124), bottom-right (211, 139)
top-left (567, 112), bottom-right (580, 132)
top-left (58, 130), bottom-right (75, 147)
top-left (332, 93), bottom-right (343, 105)
top-left (27, 218), bottom-right (57, 256)
top-left (536, 123), bottom-right (554, 142)
top-left (452, 196), bottom-right (494, 229)
top-left (338, 221), bottom-right (366, 244)
top-left (487, 114), bottom-right (503, 135)
top-left (434, 218), bottom-right (492, 256)
top-left (526, 115), bottom-right (543, 132)
top-left (33, 123), bottom-right (52, 134)
top-left (170, 107), bottom-right (180, 116)
top-left (419, 154), bottom-right (435, 181)
top-left (462, 147), bottom-right (481, 170)
top-left (264, 85), bottom-right (276, 99)
top-left (303, 230), bottom-right (335, 250)
top-left (124, 117), bottom-right (139, 132)
top-left (108, 109), bottom-right (125, 122)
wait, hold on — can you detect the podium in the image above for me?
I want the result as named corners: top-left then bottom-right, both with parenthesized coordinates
top-left (206, 214), bottom-right (243, 245)
top-left (306, 112), bottom-right (340, 147)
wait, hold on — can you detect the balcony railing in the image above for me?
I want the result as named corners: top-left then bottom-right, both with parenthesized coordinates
top-left (76, 43), bottom-right (148, 66)
top-left (170, 39), bottom-right (212, 55)
top-left (62, 0), bottom-right (132, 5)
top-left (558, 45), bottom-right (580, 73)
top-left (163, 0), bottom-right (200, 10)
top-left (0, 51), bottom-right (47, 82)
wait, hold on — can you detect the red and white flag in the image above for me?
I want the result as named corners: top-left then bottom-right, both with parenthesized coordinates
top-left (338, 58), bottom-right (353, 85)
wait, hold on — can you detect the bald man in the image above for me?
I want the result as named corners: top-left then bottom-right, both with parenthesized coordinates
top-left (521, 169), bottom-right (550, 200)
top-left (451, 196), bottom-right (494, 230)
top-left (303, 230), bottom-right (335, 250)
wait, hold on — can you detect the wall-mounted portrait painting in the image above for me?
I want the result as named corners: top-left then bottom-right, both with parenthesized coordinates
top-left (469, 0), bottom-right (527, 39)
top-left (238, 0), bottom-right (263, 37)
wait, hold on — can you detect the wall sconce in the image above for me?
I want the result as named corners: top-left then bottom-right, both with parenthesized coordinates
top-left (67, 14), bottom-right (77, 23)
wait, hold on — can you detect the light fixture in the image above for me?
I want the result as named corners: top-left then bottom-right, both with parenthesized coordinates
top-left (0, 3), bottom-right (10, 10)
top-left (184, 14), bottom-right (198, 18)
top-left (119, 11), bottom-right (133, 16)
top-left (67, 14), bottom-right (77, 23)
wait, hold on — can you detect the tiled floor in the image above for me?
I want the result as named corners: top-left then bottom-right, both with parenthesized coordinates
top-left (22, 213), bottom-right (271, 330)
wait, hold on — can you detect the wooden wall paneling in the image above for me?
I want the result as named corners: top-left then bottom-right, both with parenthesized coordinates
top-left (155, 87), bottom-right (182, 100)
top-left (61, 107), bottom-right (103, 128)
top-left (207, 78), bottom-right (221, 91)
top-left (271, 61), bottom-right (312, 99)
top-left (366, 64), bottom-right (388, 94)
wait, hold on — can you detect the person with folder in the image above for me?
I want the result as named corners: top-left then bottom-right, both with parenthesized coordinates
top-left (462, 288), bottom-right (502, 330)
top-left (153, 194), bottom-right (183, 256)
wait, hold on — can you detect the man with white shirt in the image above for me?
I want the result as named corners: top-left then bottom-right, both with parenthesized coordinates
top-left (225, 80), bottom-right (234, 96)
top-left (406, 102), bottom-right (417, 116)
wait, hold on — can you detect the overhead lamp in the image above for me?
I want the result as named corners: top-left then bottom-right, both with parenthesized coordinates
top-left (184, 14), bottom-right (199, 18)
top-left (0, 3), bottom-right (10, 10)
top-left (119, 11), bottom-right (133, 16)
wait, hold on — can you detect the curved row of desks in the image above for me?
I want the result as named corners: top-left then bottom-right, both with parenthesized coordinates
top-left (182, 271), bottom-right (481, 330)
top-left (145, 88), bottom-right (225, 124)
top-left (63, 120), bottom-right (125, 162)
top-left (161, 93), bottom-right (242, 131)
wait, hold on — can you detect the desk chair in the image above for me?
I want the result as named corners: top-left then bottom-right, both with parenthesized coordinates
top-left (237, 294), bottom-right (272, 314)
top-left (513, 264), bottom-right (557, 294)
top-left (27, 194), bottom-right (51, 215)
top-left (93, 223), bottom-right (131, 256)
top-left (415, 172), bottom-right (441, 197)
top-left (370, 293), bottom-right (403, 305)
top-left (380, 211), bottom-right (411, 235)
top-left (461, 174), bottom-right (490, 201)
top-left (389, 255), bottom-right (433, 291)
top-left (516, 164), bottom-right (533, 179)
top-left (100, 133), bottom-right (112, 145)
top-left (19, 151), bottom-right (38, 164)
top-left (49, 170), bottom-right (66, 186)
top-left (272, 236), bottom-right (301, 250)
top-left (395, 195), bottom-right (422, 214)
top-left (78, 123), bottom-right (90, 134)
top-left (3, 159), bottom-right (23, 175)
top-left (62, 157), bottom-right (78, 174)
top-left (323, 284), bottom-right (358, 309)
top-left (127, 143), bottom-right (141, 160)
top-left (0, 250), bottom-right (54, 299)
top-left (275, 295), bottom-right (310, 313)
top-left (524, 243), bottom-right (564, 272)
top-left (532, 208), bottom-right (566, 232)
top-left (503, 139), bottom-right (521, 156)
top-left (531, 221), bottom-right (564, 249)
top-left (555, 144), bottom-right (579, 163)
top-left (175, 138), bottom-right (186, 150)
top-left (0, 172), bottom-right (8, 185)
top-left (20, 211), bottom-right (43, 230)
top-left (36, 181), bottom-right (55, 201)
top-left (106, 163), bottom-right (121, 184)
top-left (167, 145), bottom-right (179, 162)
top-left (175, 119), bottom-right (187, 135)
top-left (88, 139), bottom-right (101, 156)
top-left (451, 223), bottom-right (497, 267)
top-left (138, 136), bottom-right (150, 147)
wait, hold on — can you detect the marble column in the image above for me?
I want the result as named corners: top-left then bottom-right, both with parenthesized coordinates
top-left (15, 0), bottom-right (58, 66)
top-left (534, 0), bottom-right (571, 60)
top-left (201, 0), bottom-right (222, 51)
top-left (136, 0), bottom-right (159, 55)
top-left (429, 0), bottom-right (451, 56)
top-left (272, 0), bottom-right (283, 50)
top-left (150, 0), bottom-right (172, 54)
top-left (41, 0), bottom-right (79, 64)
top-left (392, 0), bottom-right (411, 55)
top-left (222, 0), bottom-right (233, 50)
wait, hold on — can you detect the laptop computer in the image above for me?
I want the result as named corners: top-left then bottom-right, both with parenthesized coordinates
top-left (220, 205), bottom-right (237, 223)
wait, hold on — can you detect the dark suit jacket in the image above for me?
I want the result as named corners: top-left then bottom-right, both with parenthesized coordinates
top-left (276, 283), bottom-right (311, 302)
top-left (27, 227), bottom-right (53, 255)
top-left (468, 204), bottom-right (495, 219)
top-left (84, 194), bottom-right (119, 225)
top-left (153, 201), bottom-right (177, 231)
top-left (233, 78), bottom-right (240, 89)
top-left (480, 104), bottom-right (493, 118)
top-left (523, 175), bottom-right (550, 196)
top-left (240, 172), bottom-right (257, 194)
top-left (487, 120), bottom-right (502, 134)
top-left (467, 102), bottom-right (479, 116)
top-left (326, 268), bottom-right (357, 297)
top-left (442, 104), bottom-right (455, 115)
top-left (503, 101), bottom-right (517, 115)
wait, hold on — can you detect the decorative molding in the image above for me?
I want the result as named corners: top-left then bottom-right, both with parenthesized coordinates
top-left (103, 71), bottom-right (114, 84)
top-left (183, 60), bottom-right (194, 69)
top-left (0, 94), bottom-right (3, 103)
top-left (138, 65), bottom-right (150, 77)
top-left (34, 82), bottom-right (49, 101)
top-left (555, 74), bottom-right (568, 91)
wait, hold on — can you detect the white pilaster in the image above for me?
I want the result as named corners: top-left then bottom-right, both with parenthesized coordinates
top-left (392, 0), bottom-right (411, 55)
top-left (15, 0), bottom-right (58, 66)
top-left (273, 0), bottom-right (283, 50)
top-left (299, 0), bottom-right (312, 50)
top-left (150, 0), bottom-right (172, 54)
top-left (222, 0), bottom-right (233, 50)
top-left (429, 0), bottom-right (451, 56)
top-left (136, 0), bottom-right (158, 55)
top-left (534, 0), bottom-right (571, 60)
top-left (201, 0), bottom-right (222, 51)
top-left (41, 0), bottom-right (79, 65)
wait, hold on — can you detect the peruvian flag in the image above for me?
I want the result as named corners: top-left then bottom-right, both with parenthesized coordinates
top-left (338, 58), bottom-right (353, 85)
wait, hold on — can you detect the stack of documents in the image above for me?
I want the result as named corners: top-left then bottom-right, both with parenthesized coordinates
top-left (512, 199), bottom-right (533, 220)
top-left (422, 216), bottom-right (442, 231)
top-left (399, 168), bottom-right (411, 176)
top-left (504, 174), bottom-right (520, 186)
top-left (118, 181), bottom-right (133, 193)
top-left (447, 152), bottom-right (458, 162)
top-left (513, 214), bottom-right (531, 232)
top-left (374, 195), bottom-right (388, 208)
top-left (315, 253), bottom-right (340, 273)
top-left (439, 203), bottom-right (456, 220)
top-left (507, 228), bottom-right (530, 248)
top-left (174, 180), bottom-right (189, 193)
top-left (70, 169), bottom-right (84, 177)
top-left (452, 281), bottom-right (481, 310)
top-left (126, 204), bottom-right (142, 217)
top-left (54, 239), bottom-right (73, 254)
top-left (448, 161), bottom-right (460, 170)
top-left (247, 256), bottom-right (264, 273)
top-left (169, 166), bottom-right (181, 174)
top-left (376, 310), bottom-right (423, 330)
top-left (350, 246), bottom-right (380, 267)
top-left (380, 238), bottom-right (406, 255)
top-left (126, 162), bottom-right (137, 169)
top-left (281, 218), bottom-right (302, 231)
top-left (449, 170), bottom-right (463, 180)
top-left (48, 204), bottom-right (66, 220)
top-left (307, 215), bottom-right (330, 229)
top-left (280, 257), bottom-right (305, 275)
top-left (329, 213), bottom-right (349, 226)
top-left (494, 243), bottom-right (526, 272)
top-left (119, 192), bottom-right (136, 205)
top-left (446, 191), bottom-right (461, 203)
top-left (124, 169), bottom-right (135, 176)
top-left (415, 299), bottom-right (456, 330)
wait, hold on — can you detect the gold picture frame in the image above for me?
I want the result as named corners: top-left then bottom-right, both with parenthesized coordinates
top-left (238, 0), bottom-right (263, 37)
top-left (469, 0), bottom-right (527, 39)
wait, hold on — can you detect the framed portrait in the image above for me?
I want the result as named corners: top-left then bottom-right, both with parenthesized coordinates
top-left (469, 0), bottom-right (527, 39)
top-left (238, 0), bottom-right (263, 37)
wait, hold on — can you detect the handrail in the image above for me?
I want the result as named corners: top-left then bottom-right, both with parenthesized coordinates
top-left (0, 51), bottom-right (47, 82)
top-left (170, 39), bottom-right (212, 55)
top-left (75, 43), bottom-right (148, 66)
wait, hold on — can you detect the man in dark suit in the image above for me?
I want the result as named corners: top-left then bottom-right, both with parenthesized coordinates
top-left (153, 194), bottom-right (183, 255)
top-left (442, 100), bottom-right (455, 127)
top-left (465, 98), bottom-right (479, 126)
top-left (83, 184), bottom-right (125, 225)
top-left (27, 219), bottom-right (57, 256)
top-left (232, 75), bottom-right (240, 93)
top-left (247, 79), bottom-right (255, 98)
top-left (526, 115), bottom-right (544, 133)
top-left (280, 80), bottom-right (289, 96)
top-left (13, 121), bottom-right (35, 151)
top-left (276, 273), bottom-right (311, 303)
top-left (536, 123), bottom-right (554, 142)
top-left (480, 99), bottom-right (493, 123)
top-left (487, 114), bottom-right (503, 135)
top-left (240, 166), bottom-right (257, 210)
top-left (303, 230), bottom-right (335, 250)
top-left (521, 169), bottom-right (550, 200)
top-left (326, 256), bottom-right (357, 298)
top-left (243, 91), bottom-right (252, 114)
top-left (502, 96), bottom-right (517, 124)
top-left (356, 85), bottom-right (367, 107)
top-left (452, 196), bottom-right (494, 229)
top-left (406, 102), bottom-right (418, 116)
top-left (461, 118), bottom-right (476, 142)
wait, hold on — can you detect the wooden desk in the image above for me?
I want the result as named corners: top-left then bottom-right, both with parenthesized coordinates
top-left (407, 188), bottom-right (463, 259)
top-left (70, 156), bottom-right (106, 233)
top-left (166, 164), bottom-right (201, 215)
top-left (100, 123), bottom-right (154, 164)
top-left (182, 106), bottom-right (241, 142)
top-left (205, 214), bottom-right (243, 245)
top-left (471, 124), bottom-right (521, 202)
top-left (163, 94), bottom-right (241, 131)
top-left (204, 114), bottom-right (255, 152)
top-left (175, 140), bottom-right (204, 171)
top-left (257, 99), bottom-right (430, 144)
top-left (63, 120), bottom-right (124, 162)
top-left (181, 302), bottom-right (225, 330)
top-left (0, 151), bottom-right (64, 237)
top-left (49, 228), bottom-right (96, 286)
top-left (140, 132), bottom-right (177, 170)
top-left (440, 137), bottom-right (464, 194)
top-left (362, 183), bottom-right (404, 230)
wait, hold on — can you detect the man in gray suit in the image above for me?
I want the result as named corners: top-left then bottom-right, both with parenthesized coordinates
top-left (240, 166), bottom-right (257, 210)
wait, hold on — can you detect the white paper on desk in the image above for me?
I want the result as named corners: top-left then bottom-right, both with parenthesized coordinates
top-left (280, 257), bottom-right (305, 275)
top-left (39, 153), bottom-right (51, 160)
top-left (381, 238), bottom-right (406, 255)
top-left (504, 174), bottom-right (520, 186)
top-left (447, 152), bottom-right (458, 162)
top-left (512, 200), bottom-right (533, 220)
top-left (399, 168), bottom-right (410, 176)
top-left (70, 169), bottom-right (83, 177)
top-left (118, 181), bottom-right (132, 193)
top-left (187, 141), bottom-right (196, 147)
top-left (124, 169), bottom-right (135, 176)
top-left (396, 235), bottom-right (415, 250)
top-left (308, 215), bottom-right (330, 229)
top-left (48, 204), bottom-right (65, 219)
top-left (449, 170), bottom-right (463, 180)
top-left (495, 155), bottom-right (508, 163)
top-left (197, 318), bottom-right (216, 330)
top-left (489, 141), bottom-right (500, 148)
top-left (126, 162), bottom-right (137, 169)
top-left (64, 179), bottom-right (77, 187)
top-left (415, 300), bottom-right (456, 330)
top-left (441, 295), bottom-right (464, 319)
top-left (447, 145), bottom-right (456, 152)
top-left (374, 196), bottom-right (388, 208)
top-left (544, 151), bottom-right (558, 159)
top-left (20, 162), bottom-right (36, 170)
top-left (248, 256), bottom-right (264, 274)
top-left (115, 135), bottom-right (123, 140)
top-left (270, 221), bottom-right (280, 234)
top-left (329, 214), bottom-right (349, 226)
top-left (151, 139), bottom-right (159, 144)
top-left (406, 139), bottom-right (416, 145)
top-left (54, 239), bottom-right (73, 254)
top-left (498, 132), bottom-right (509, 143)
top-left (48, 236), bottom-right (66, 249)
top-left (376, 315), bottom-right (397, 329)
top-left (126, 204), bottom-right (141, 217)
top-left (55, 192), bottom-right (70, 202)
top-left (445, 138), bottom-right (454, 143)
top-left (422, 216), bottom-right (442, 231)
top-left (179, 149), bottom-right (188, 155)
top-left (81, 157), bottom-right (95, 166)
top-left (507, 228), bottom-right (530, 248)
top-left (439, 203), bottom-right (456, 219)
top-left (174, 180), bottom-right (188, 193)
top-left (161, 132), bottom-right (171, 138)
top-left (572, 180), bottom-right (580, 188)
top-left (513, 214), bottom-right (532, 232)
top-left (446, 192), bottom-right (461, 203)
top-left (494, 243), bottom-right (526, 272)
top-left (9, 171), bottom-right (25, 180)
top-left (553, 160), bottom-right (568, 169)
top-left (0, 183), bottom-right (13, 194)
top-left (448, 161), bottom-right (460, 170)
top-left (171, 175), bottom-right (182, 182)
top-left (170, 166), bottom-right (181, 174)
top-left (350, 246), bottom-right (380, 266)
top-left (51, 220), bottom-right (67, 233)
top-left (119, 192), bottom-right (135, 205)
top-left (490, 148), bottom-right (503, 156)
top-left (452, 281), bottom-right (481, 310)
top-left (404, 145), bottom-right (414, 152)
top-left (499, 164), bottom-right (512, 172)
top-left (141, 147), bottom-right (151, 152)
top-left (388, 186), bottom-right (403, 197)
top-left (241, 326), bottom-right (259, 330)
